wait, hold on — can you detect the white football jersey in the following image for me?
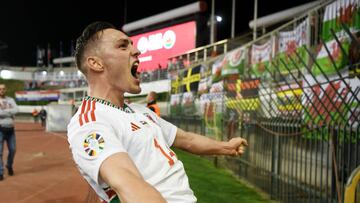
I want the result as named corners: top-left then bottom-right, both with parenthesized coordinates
top-left (67, 96), bottom-right (196, 203)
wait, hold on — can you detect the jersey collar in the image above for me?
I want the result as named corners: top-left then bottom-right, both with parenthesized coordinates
top-left (83, 96), bottom-right (134, 113)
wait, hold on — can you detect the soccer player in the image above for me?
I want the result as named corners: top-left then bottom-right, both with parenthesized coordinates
top-left (67, 21), bottom-right (248, 203)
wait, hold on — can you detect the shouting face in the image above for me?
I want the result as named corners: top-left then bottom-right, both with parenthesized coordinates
top-left (92, 29), bottom-right (141, 94)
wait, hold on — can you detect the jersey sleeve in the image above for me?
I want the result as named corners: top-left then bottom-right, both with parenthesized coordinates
top-left (156, 116), bottom-right (177, 146)
top-left (130, 103), bottom-right (178, 146)
top-left (142, 107), bottom-right (177, 147)
top-left (68, 119), bottom-right (126, 185)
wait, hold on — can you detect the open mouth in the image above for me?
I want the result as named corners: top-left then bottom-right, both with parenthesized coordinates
top-left (131, 61), bottom-right (139, 79)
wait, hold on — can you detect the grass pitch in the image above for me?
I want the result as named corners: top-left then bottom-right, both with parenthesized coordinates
top-left (175, 149), bottom-right (272, 203)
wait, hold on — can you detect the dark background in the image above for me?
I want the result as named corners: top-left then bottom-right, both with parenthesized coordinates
top-left (0, 0), bottom-right (314, 66)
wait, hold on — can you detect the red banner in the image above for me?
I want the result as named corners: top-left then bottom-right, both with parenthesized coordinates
top-left (131, 21), bottom-right (196, 72)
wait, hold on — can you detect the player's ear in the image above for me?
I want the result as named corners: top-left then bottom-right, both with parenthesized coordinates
top-left (86, 56), bottom-right (104, 72)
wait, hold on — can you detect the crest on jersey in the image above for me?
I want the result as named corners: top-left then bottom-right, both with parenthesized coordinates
top-left (143, 113), bottom-right (157, 124)
top-left (140, 120), bottom-right (148, 125)
top-left (83, 133), bottom-right (105, 157)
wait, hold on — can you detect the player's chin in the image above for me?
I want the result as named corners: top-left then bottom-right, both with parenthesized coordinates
top-left (129, 87), bottom-right (141, 94)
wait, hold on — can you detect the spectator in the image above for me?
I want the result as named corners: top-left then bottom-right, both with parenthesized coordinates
top-left (32, 108), bottom-right (39, 123)
top-left (146, 91), bottom-right (160, 116)
top-left (39, 107), bottom-right (47, 127)
top-left (0, 84), bottom-right (18, 180)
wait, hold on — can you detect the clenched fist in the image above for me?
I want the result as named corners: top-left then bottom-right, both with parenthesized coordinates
top-left (227, 137), bottom-right (248, 156)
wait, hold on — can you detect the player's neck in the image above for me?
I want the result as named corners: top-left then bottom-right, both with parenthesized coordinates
top-left (88, 84), bottom-right (125, 108)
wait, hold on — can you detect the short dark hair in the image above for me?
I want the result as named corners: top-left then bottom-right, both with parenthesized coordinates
top-left (74, 21), bottom-right (115, 74)
top-left (149, 91), bottom-right (157, 100)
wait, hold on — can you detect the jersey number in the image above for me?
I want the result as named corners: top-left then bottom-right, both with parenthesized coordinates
top-left (154, 138), bottom-right (176, 166)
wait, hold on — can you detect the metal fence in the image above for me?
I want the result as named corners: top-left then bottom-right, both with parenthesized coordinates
top-left (165, 0), bottom-right (360, 202)
top-left (167, 57), bottom-right (359, 202)
top-left (139, 68), bottom-right (169, 83)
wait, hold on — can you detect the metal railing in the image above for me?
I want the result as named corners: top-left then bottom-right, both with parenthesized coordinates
top-left (138, 32), bottom-right (252, 83)
top-left (165, 0), bottom-right (360, 202)
top-left (139, 68), bottom-right (169, 83)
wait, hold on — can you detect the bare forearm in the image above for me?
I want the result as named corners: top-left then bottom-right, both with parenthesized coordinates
top-left (100, 153), bottom-right (166, 203)
top-left (112, 170), bottom-right (166, 203)
top-left (175, 131), bottom-right (235, 156)
top-left (174, 128), bottom-right (248, 156)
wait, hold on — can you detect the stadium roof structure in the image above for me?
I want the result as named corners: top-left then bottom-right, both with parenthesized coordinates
top-left (122, 1), bottom-right (206, 33)
top-left (249, 0), bottom-right (326, 29)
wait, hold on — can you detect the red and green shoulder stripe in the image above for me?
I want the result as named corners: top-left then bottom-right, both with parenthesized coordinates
top-left (78, 100), bottom-right (97, 126)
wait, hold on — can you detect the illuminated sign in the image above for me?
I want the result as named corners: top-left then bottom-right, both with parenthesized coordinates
top-left (131, 21), bottom-right (196, 72)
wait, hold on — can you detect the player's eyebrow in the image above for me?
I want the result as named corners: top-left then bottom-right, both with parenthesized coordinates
top-left (116, 38), bottom-right (133, 45)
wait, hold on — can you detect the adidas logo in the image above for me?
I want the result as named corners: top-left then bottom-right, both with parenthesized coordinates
top-left (131, 122), bottom-right (141, 131)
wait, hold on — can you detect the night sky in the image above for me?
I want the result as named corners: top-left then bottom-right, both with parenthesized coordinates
top-left (0, 0), bottom-right (314, 66)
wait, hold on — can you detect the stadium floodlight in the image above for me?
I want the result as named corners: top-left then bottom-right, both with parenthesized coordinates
top-left (0, 70), bottom-right (12, 79)
top-left (207, 14), bottom-right (222, 43)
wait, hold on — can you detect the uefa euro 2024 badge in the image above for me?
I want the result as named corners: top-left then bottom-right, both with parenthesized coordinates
top-left (83, 133), bottom-right (105, 157)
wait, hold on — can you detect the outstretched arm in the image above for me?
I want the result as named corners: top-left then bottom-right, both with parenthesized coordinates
top-left (173, 128), bottom-right (248, 156)
top-left (99, 152), bottom-right (166, 203)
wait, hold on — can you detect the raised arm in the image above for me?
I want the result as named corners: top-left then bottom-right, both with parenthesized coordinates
top-left (99, 152), bottom-right (166, 203)
top-left (173, 128), bottom-right (248, 156)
